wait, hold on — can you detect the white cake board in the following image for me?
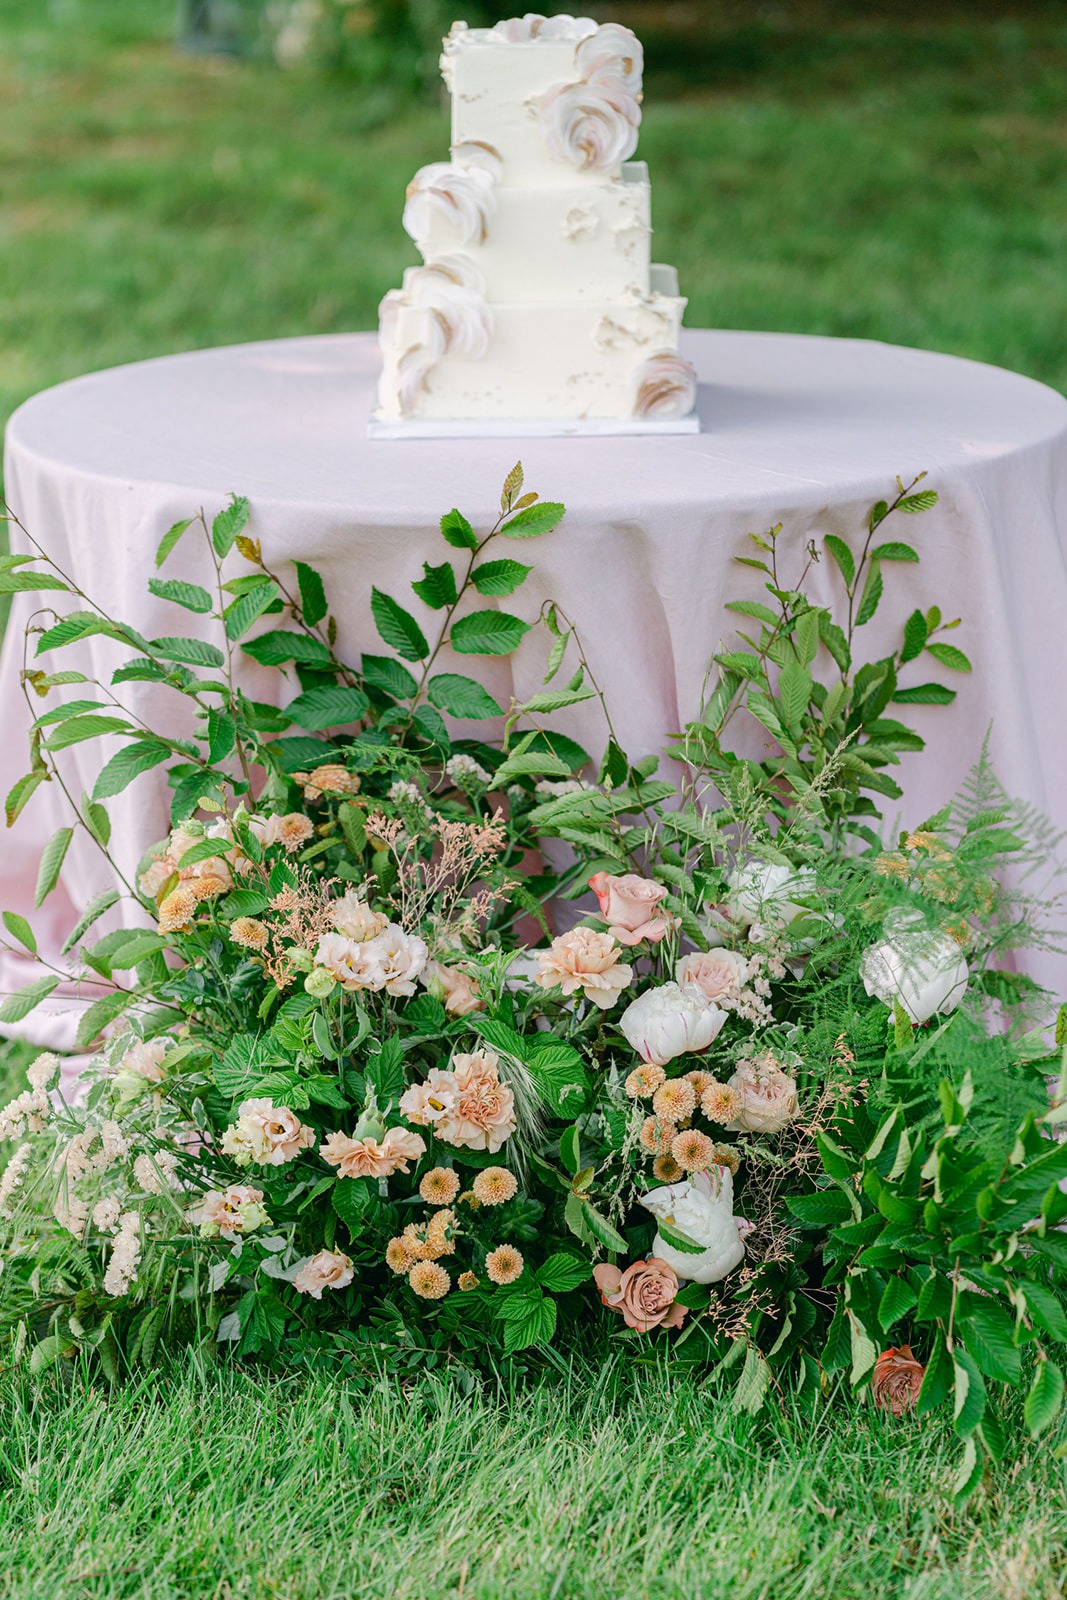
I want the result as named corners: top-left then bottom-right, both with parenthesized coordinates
top-left (367, 412), bottom-right (701, 440)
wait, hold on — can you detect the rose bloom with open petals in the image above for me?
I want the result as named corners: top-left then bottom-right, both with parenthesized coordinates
top-left (220, 1099), bottom-right (315, 1166)
top-left (676, 949), bottom-right (753, 1006)
top-left (320, 1125), bottom-right (426, 1179)
top-left (593, 1256), bottom-right (687, 1332)
top-left (726, 1055), bottom-right (800, 1135)
top-left (872, 1344), bottom-right (925, 1416)
top-left (588, 872), bottom-right (673, 946)
top-left (535, 927), bottom-right (633, 1010)
top-left (293, 1250), bottom-right (354, 1299)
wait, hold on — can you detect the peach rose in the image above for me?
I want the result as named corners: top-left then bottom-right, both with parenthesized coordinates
top-left (535, 927), bottom-right (633, 1009)
top-left (588, 872), bottom-right (672, 946)
top-left (592, 1256), bottom-right (687, 1333)
top-left (293, 1249), bottom-right (354, 1300)
top-left (676, 948), bottom-right (752, 1005)
top-left (320, 1125), bottom-right (426, 1179)
top-left (872, 1344), bottom-right (925, 1416)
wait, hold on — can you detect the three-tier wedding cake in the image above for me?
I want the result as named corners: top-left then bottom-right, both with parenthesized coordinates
top-left (371, 13), bottom-right (699, 435)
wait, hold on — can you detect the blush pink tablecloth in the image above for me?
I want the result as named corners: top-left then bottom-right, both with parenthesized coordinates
top-left (3, 328), bottom-right (1067, 1044)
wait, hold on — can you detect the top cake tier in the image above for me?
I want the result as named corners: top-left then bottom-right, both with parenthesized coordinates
top-left (441, 15), bottom-right (644, 186)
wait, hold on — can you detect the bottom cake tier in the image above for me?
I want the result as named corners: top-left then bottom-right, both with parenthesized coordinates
top-left (373, 274), bottom-right (697, 425)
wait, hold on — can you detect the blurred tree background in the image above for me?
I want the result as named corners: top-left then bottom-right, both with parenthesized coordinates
top-left (1, 0), bottom-right (1066, 446)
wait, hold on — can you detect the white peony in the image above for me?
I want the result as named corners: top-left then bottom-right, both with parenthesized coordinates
top-left (640, 1168), bottom-right (750, 1284)
top-left (618, 982), bottom-right (727, 1067)
top-left (860, 927), bottom-right (969, 1025)
top-left (728, 860), bottom-right (817, 929)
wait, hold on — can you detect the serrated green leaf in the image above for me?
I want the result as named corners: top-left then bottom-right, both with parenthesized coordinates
top-left (332, 1177), bottom-right (374, 1232)
top-left (535, 1253), bottom-right (588, 1294)
top-left (360, 654), bottom-right (417, 700)
top-left (502, 1293), bottom-right (556, 1352)
top-left (878, 1275), bottom-right (918, 1332)
top-left (1025, 1357), bottom-right (1064, 1438)
top-left (5, 771), bottom-right (47, 829)
top-left (471, 559), bottom-right (532, 597)
top-left (427, 674), bottom-right (503, 719)
top-left (786, 1189), bottom-right (853, 1227)
top-left (450, 610), bottom-right (530, 656)
top-left (824, 535), bottom-right (855, 588)
top-left (0, 974), bottom-right (59, 1024)
top-left (559, 1125), bottom-right (581, 1177)
top-left (440, 508), bottom-right (478, 550)
top-left (777, 661), bottom-right (812, 730)
top-left (212, 497), bottom-right (250, 558)
top-left (225, 581), bottom-right (279, 641)
top-left (155, 517), bottom-right (194, 568)
top-left (893, 683), bottom-right (956, 706)
top-left (370, 588), bottom-right (429, 662)
top-left (243, 631), bottom-right (332, 668)
top-left (871, 542), bottom-right (920, 562)
top-left (656, 1219), bottom-right (707, 1255)
top-left (2, 911), bottom-right (36, 955)
top-left (734, 1344), bottom-right (772, 1414)
top-left (500, 501), bottom-right (565, 539)
top-left (75, 988), bottom-right (135, 1049)
top-left (148, 577), bottom-right (213, 613)
top-left (411, 561), bottom-right (458, 610)
top-left (34, 827), bottom-right (73, 908)
top-left (961, 1302), bottom-right (1022, 1384)
top-left (45, 715), bottom-right (132, 751)
top-left (93, 740), bottom-right (172, 800)
top-left (0, 570), bottom-right (68, 594)
top-left (294, 561), bottom-right (328, 627)
top-left (926, 642), bottom-right (972, 672)
top-left (855, 558), bottom-right (883, 627)
top-left (953, 1347), bottom-right (987, 1437)
top-left (899, 490), bottom-right (938, 513)
top-left (61, 888), bottom-right (120, 953)
top-left (284, 685), bottom-right (370, 730)
top-left (150, 636), bottom-right (225, 669)
top-left (725, 598), bottom-right (779, 625)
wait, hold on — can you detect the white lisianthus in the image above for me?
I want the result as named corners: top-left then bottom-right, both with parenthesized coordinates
top-left (640, 1167), bottom-right (750, 1284)
top-left (618, 983), bottom-right (727, 1067)
top-left (860, 927), bottom-right (969, 1025)
top-left (728, 860), bottom-right (816, 929)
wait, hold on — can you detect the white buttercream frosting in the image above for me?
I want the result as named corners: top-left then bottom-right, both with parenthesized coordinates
top-left (403, 160), bottom-right (499, 247)
top-left (575, 22), bottom-right (643, 96)
top-left (379, 256), bottom-right (493, 416)
top-left (536, 75), bottom-right (641, 172)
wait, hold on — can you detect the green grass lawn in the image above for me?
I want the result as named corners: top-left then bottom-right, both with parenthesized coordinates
top-left (4, 5), bottom-right (1067, 1594)
top-left (0, 1355), bottom-right (1063, 1600)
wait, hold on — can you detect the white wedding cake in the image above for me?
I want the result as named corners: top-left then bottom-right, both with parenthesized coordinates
top-left (371, 13), bottom-right (699, 435)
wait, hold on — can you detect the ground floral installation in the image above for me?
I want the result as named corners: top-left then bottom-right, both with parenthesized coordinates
top-left (1, 464), bottom-right (1066, 1497)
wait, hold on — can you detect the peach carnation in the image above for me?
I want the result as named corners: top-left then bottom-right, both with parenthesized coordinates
top-left (592, 1256), bottom-right (687, 1333)
top-left (652, 1078), bottom-right (697, 1124)
top-left (298, 763), bottom-right (360, 801)
top-left (400, 1051), bottom-right (516, 1153)
top-left (624, 1063), bottom-right (666, 1100)
top-left (419, 1167), bottom-right (461, 1205)
top-left (320, 1125), bottom-right (426, 1180)
top-left (588, 872), bottom-right (673, 946)
top-left (256, 812), bottom-right (315, 852)
top-left (409, 1260), bottom-right (451, 1299)
top-left (293, 1249), bottom-right (354, 1299)
top-left (485, 1244), bottom-right (524, 1285)
top-left (472, 1167), bottom-right (518, 1206)
top-left (534, 927), bottom-right (633, 1010)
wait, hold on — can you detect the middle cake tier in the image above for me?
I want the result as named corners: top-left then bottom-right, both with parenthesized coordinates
top-left (404, 161), bottom-right (652, 303)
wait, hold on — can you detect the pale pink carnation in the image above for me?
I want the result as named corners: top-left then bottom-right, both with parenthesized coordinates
top-left (400, 1051), bottom-right (516, 1153)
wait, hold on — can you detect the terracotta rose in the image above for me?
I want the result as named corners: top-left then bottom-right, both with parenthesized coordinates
top-left (592, 1256), bottom-right (687, 1332)
top-left (872, 1344), bottom-right (925, 1416)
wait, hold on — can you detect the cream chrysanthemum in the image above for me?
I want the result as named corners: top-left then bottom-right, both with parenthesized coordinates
top-left (485, 1244), bottom-right (524, 1286)
top-left (458, 1271), bottom-right (480, 1292)
top-left (157, 884), bottom-right (200, 934)
top-left (638, 1116), bottom-right (677, 1156)
top-left (426, 1208), bottom-right (458, 1257)
top-left (652, 1154), bottom-right (683, 1183)
top-left (624, 1063), bottom-right (667, 1100)
top-left (419, 1167), bottom-right (461, 1205)
top-left (671, 1128), bottom-right (716, 1173)
top-left (652, 1078), bottom-right (697, 1124)
top-left (409, 1260), bottom-right (451, 1299)
top-left (472, 1167), bottom-right (518, 1207)
top-left (701, 1081), bottom-right (744, 1123)
top-left (230, 917), bottom-right (269, 951)
top-left (685, 1069), bottom-right (717, 1100)
top-left (713, 1144), bottom-right (741, 1176)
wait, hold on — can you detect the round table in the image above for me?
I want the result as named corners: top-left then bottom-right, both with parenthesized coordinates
top-left (3, 328), bottom-right (1067, 1042)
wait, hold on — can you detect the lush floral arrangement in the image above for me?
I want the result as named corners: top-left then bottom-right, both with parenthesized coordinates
top-left (1, 464), bottom-right (1065, 1496)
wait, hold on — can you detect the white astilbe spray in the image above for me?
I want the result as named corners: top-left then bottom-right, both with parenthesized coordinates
top-left (0, 1143), bottom-right (33, 1217)
top-left (103, 1210), bottom-right (142, 1297)
top-left (0, 1089), bottom-right (50, 1141)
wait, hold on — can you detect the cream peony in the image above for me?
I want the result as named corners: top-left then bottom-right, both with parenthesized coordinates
top-left (675, 948), bottom-right (753, 1006)
top-left (860, 926), bottom-right (969, 1024)
top-left (588, 871), bottom-right (672, 946)
top-left (640, 1167), bottom-right (750, 1284)
top-left (618, 982), bottom-right (727, 1066)
top-left (725, 1054), bottom-right (800, 1135)
top-left (535, 927), bottom-right (633, 1009)
top-left (293, 1250), bottom-right (354, 1300)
